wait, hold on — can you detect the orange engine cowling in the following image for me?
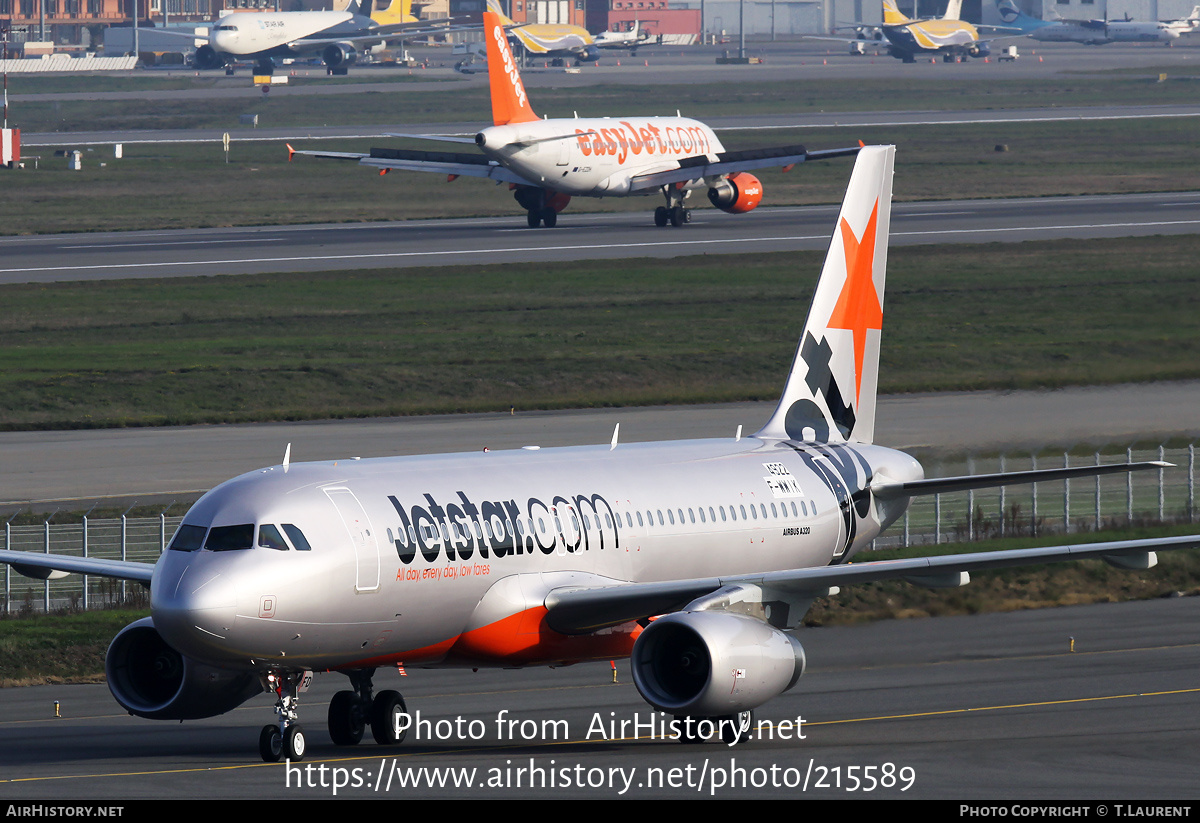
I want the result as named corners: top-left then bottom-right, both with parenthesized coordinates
top-left (512, 185), bottom-right (572, 214)
top-left (546, 191), bottom-right (572, 214)
top-left (707, 172), bottom-right (763, 214)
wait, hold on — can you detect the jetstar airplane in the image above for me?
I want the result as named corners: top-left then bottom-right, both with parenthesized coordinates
top-left (485, 0), bottom-right (600, 65)
top-left (288, 11), bottom-right (859, 228)
top-left (181, 0), bottom-right (452, 75)
top-left (2, 145), bottom-right (1195, 763)
top-left (992, 0), bottom-right (1180, 43)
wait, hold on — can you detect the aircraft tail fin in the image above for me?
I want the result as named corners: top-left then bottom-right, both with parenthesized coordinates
top-left (882, 0), bottom-right (911, 24)
top-left (484, 10), bottom-right (540, 126)
top-left (485, 0), bottom-right (517, 26)
top-left (942, 0), bottom-right (963, 19)
top-left (755, 145), bottom-right (895, 446)
top-left (368, 0), bottom-right (417, 25)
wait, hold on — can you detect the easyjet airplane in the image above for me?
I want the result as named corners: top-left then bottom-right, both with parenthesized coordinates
top-left (1, 146), bottom-right (1193, 763)
top-left (288, 11), bottom-right (860, 228)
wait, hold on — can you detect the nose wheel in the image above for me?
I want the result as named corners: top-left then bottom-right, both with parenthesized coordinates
top-left (259, 669), bottom-right (312, 762)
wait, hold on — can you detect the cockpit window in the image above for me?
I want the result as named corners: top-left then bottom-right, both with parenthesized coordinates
top-left (281, 523), bottom-right (312, 551)
top-left (205, 524), bottom-right (255, 551)
top-left (258, 524), bottom-right (289, 551)
top-left (216, 24), bottom-right (238, 30)
top-left (169, 524), bottom-right (207, 552)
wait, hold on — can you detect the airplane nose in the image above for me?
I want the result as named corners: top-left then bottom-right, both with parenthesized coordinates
top-left (152, 560), bottom-right (240, 663)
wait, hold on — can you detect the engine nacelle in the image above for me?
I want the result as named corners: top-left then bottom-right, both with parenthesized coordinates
top-left (707, 172), bottom-right (764, 214)
top-left (105, 617), bottom-right (261, 720)
top-left (968, 42), bottom-right (992, 58)
top-left (192, 45), bottom-right (226, 70)
top-left (322, 43), bottom-right (359, 68)
top-left (631, 611), bottom-right (805, 716)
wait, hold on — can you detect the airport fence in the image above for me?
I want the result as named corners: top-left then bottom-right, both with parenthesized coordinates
top-left (2, 445), bottom-right (1196, 614)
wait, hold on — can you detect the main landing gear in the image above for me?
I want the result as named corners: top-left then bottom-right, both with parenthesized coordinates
top-left (257, 668), bottom-right (409, 762)
top-left (654, 186), bottom-right (692, 227)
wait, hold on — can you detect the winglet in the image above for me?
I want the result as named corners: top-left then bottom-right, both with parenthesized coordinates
top-left (756, 145), bottom-right (895, 445)
top-left (286, 143), bottom-right (295, 162)
top-left (484, 10), bottom-right (540, 126)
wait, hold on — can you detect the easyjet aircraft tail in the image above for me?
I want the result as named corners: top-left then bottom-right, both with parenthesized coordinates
top-left (484, 10), bottom-right (541, 126)
top-left (756, 145), bottom-right (894, 446)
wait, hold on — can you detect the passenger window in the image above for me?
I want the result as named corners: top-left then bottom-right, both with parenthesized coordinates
top-left (258, 524), bottom-right (289, 551)
top-left (169, 524), bottom-right (206, 552)
top-left (282, 524), bottom-right (312, 551)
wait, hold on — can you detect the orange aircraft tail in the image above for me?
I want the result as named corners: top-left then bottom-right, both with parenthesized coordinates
top-left (484, 11), bottom-right (540, 126)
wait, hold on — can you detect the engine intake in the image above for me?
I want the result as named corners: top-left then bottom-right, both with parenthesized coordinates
top-left (631, 611), bottom-right (805, 716)
top-left (707, 172), bottom-right (764, 214)
top-left (192, 45), bottom-right (226, 70)
top-left (106, 617), bottom-right (261, 720)
top-left (322, 43), bottom-right (359, 68)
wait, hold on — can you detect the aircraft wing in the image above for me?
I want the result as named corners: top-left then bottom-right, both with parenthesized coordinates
top-left (627, 144), bottom-right (861, 192)
top-left (873, 460), bottom-right (1170, 499)
top-left (288, 144), bottom-right (529, 185)
top-left (0, 549), bottom-right (154, 584)
top-left (543, 534), bottom-right (1200, 634)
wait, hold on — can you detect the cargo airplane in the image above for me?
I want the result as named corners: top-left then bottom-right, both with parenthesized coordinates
top-left (178, 0), bottom-right (453, 75)
top-left (2, 145), bottom-right (1195, 763)
top-left (817, 0), bottom-right (1017, 62)
top-left (288, 10), bottom-right (859, 227)
top-left (485, 0), bottom-right (599, 65)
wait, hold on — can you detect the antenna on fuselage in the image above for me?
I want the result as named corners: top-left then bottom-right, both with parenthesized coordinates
top-left (610, 423), bottom-right (620, 451)
top-left (282, 442), bottom-right (291, 471)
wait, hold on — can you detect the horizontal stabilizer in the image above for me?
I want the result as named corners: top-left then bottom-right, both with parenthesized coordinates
top-left (872, 460), bottom-right (1171, 499)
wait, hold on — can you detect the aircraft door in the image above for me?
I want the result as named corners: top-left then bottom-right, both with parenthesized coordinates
top-left (324, 487), bottom-right (381, 593)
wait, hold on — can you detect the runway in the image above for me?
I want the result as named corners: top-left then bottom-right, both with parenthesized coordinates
top-left (2, 596), bottom-right (1198, 798)
top-left (2, 191), bottom-right (1198, 284)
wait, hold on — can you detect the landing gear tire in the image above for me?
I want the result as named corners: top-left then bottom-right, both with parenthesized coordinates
top-left (285, 724), bottom-right (307, 760)
top-left (328, 690), bottom-right (366, 746)
top-left (669, 206), bottom-right (690, 227)
top-left (371, 690), bottom-right (409, 746)
top-left (720, 710), bottom-right (755, 745)
top-left (527, 210), bottom-right (541, 228)
top-left (259, 724), bottom-right (283, 762)
top-left (654, 206), bottom-right (669, 227)
top-left (674, 715), bottom-right (704, 743)
top-left (540, 207), bottom-right (557, 228)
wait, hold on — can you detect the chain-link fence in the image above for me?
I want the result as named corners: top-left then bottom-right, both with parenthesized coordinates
top-left (3, 515), bottom-right (184, 614)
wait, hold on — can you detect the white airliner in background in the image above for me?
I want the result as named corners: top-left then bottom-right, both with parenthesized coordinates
top-left (180, 0), bottom-right (451, 74)
top-left (2, 145), bottom-right (1194, 763)
top-left (289, 10), bottom-right (860, 227)
top-left (992, 0), bottom-right (1179, 44)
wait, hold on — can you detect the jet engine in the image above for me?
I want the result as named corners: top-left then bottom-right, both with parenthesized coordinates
top-left (322, 43), bottom-right (359, 68)
top-left (968, 42), bottom-right (992, 57)
top-left (192, 45), bottom-right (227, 70)
top-left (707, 173), bottom-right (764, 214)
top-left (106, 617), bottom-right (261, 720)
top-left (630, 611), bottom-right (805, 716)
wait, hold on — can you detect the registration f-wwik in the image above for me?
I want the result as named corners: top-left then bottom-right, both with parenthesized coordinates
top-left (2, 147), bottom-right (1191, 762)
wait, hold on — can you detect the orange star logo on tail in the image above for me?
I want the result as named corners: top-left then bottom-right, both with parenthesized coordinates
top-left (826, 199), bottom-right (882, 405)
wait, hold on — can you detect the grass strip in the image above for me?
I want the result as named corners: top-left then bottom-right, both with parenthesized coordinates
top-left (2, 235), bottom-right (1198, 429)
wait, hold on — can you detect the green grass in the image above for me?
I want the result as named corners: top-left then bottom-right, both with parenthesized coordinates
top-left (2, 234), bottom-right (1198, 429)
top-left (0, 609), bottom-right (148, 686)
top-left (5, 115), bottom-right (1199, 235)
top-left (12, 73), bottom-right (1200, 133)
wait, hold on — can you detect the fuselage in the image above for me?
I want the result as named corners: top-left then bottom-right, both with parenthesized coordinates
top-left (1030, 20), bottom-right (1178, 43)
top-left (476, 116), bottom-right (725, 197)
top-left (150, 436), bottom-right (921, 674)
top-left (210, 11), bottom-right (375, 58)
top-left (884, 19), bottom-right (980, 53)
